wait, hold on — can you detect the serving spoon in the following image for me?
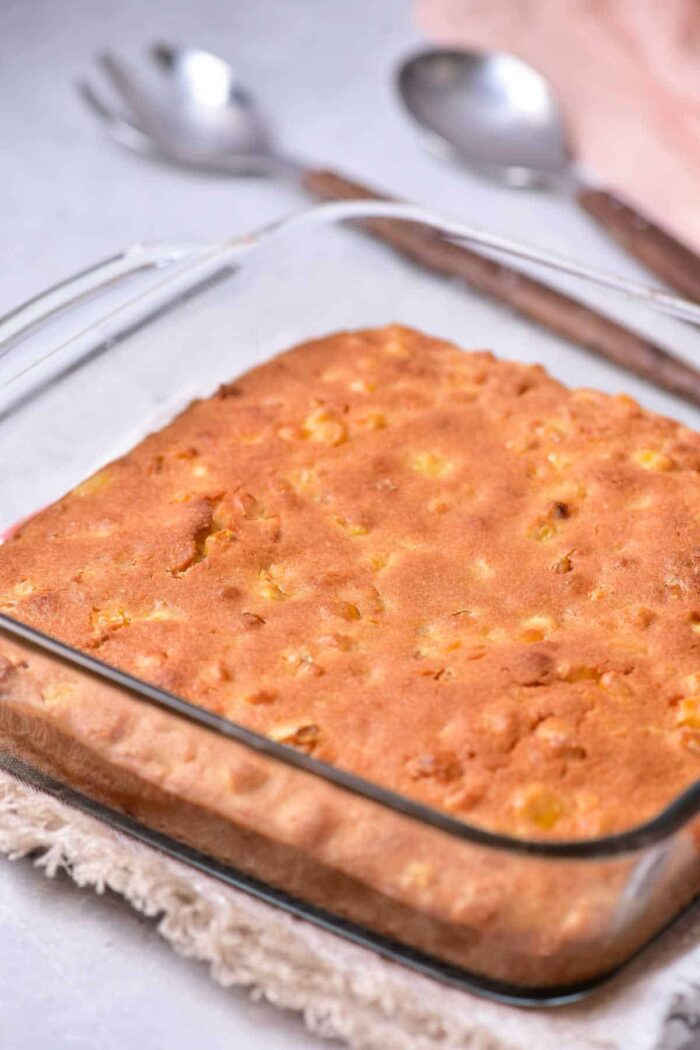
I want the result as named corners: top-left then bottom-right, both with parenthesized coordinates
top-left (76, 43), bottom-right (700, 405)
top-left (398, 49), bottom-right (700, 303)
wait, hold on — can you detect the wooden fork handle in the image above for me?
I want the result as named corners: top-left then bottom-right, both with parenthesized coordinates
top-left (577, 188), bottom-right (700, 304)
top-left (302, 167), bottom-right (700, 407)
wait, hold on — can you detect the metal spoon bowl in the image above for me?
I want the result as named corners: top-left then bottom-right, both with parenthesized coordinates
top-left (78, 40), bottom-right (700, 303)
top-left (397, 48), bottom-right (700, 301)
top-left (398, 49), bottom-right (571, 190)
top-left (73, 41), bottom-right (700, 405)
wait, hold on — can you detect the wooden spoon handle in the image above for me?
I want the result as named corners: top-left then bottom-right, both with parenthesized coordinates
top-left (577, 188), bottom-right (700, 304)
top-left (302, 167), bottom-right (700, 407)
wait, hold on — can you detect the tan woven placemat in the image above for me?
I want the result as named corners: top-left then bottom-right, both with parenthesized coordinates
top-left (1, 768), bottom-right (699, 1050)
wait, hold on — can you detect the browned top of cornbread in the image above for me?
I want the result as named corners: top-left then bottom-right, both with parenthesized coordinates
top-left (2, 324), bottom-right (700, 839)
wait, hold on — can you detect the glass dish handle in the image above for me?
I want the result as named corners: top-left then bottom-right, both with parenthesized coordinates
top-left (2, 202), bottom-right (699, 365)
top-left (1, 201), bottom-right (698, 415)
top-left (0, 239), bottom-right (249, 409)
top-left (0, 242), bottom-right (204, 356)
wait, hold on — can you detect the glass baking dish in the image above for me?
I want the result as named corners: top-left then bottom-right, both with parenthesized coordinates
top-left (1, 201), bottom-right (699, 1007)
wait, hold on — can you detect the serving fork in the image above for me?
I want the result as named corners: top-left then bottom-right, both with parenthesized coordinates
top-left (75, 44), bottom-right (700, 405)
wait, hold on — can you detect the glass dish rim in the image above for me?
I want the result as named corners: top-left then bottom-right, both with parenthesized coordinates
top-left (2, 199), bottom-right (700, 861)
top-left (3, 608), bottom-right (700, 860)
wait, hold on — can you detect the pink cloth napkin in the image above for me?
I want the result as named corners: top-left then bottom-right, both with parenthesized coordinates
top-left (416, 0), bottom-right (700, 252)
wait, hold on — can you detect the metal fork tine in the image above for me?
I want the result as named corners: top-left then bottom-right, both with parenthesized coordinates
top-left (97, 50), bottom-right (156, 128)
top-left (78, 79), bottom-right (130, 128)
top-left (77, 80), bottom-right (158, 155)
top-left (149, 42), bottom-right (176, 73)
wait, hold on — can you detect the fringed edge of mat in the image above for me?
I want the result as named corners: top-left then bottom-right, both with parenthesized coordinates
top-left (0, 769), bottom-right (515, 1050)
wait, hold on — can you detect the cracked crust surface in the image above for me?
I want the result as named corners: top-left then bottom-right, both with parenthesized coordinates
top-left (2, 325), bottom-right (700, 843)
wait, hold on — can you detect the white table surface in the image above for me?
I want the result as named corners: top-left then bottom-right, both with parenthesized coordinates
top-left (1, 1), bottom-right (699, 1047)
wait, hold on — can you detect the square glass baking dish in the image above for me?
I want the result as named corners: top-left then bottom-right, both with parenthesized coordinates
top-left (1, 201), bottom-right (700, 1007)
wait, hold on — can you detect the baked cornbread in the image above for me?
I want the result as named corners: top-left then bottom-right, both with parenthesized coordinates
top-left (2, 325), bottom-right (700, 985)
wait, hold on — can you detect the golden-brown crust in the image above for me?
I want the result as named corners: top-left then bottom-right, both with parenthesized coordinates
top-left (3, 633), bottom-right (696, 989)
top-left (4, 324), bottom-right (700, 985)
top-left (3, 325), bottom-right (700, 838)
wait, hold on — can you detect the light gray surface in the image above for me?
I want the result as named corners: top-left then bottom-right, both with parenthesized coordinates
top-left (0, 858), bottom-right (319, 1050)
top-left (1, 1), bottom-right (699, 1048)
top-left (2, 0), bottom-right (683, 317)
